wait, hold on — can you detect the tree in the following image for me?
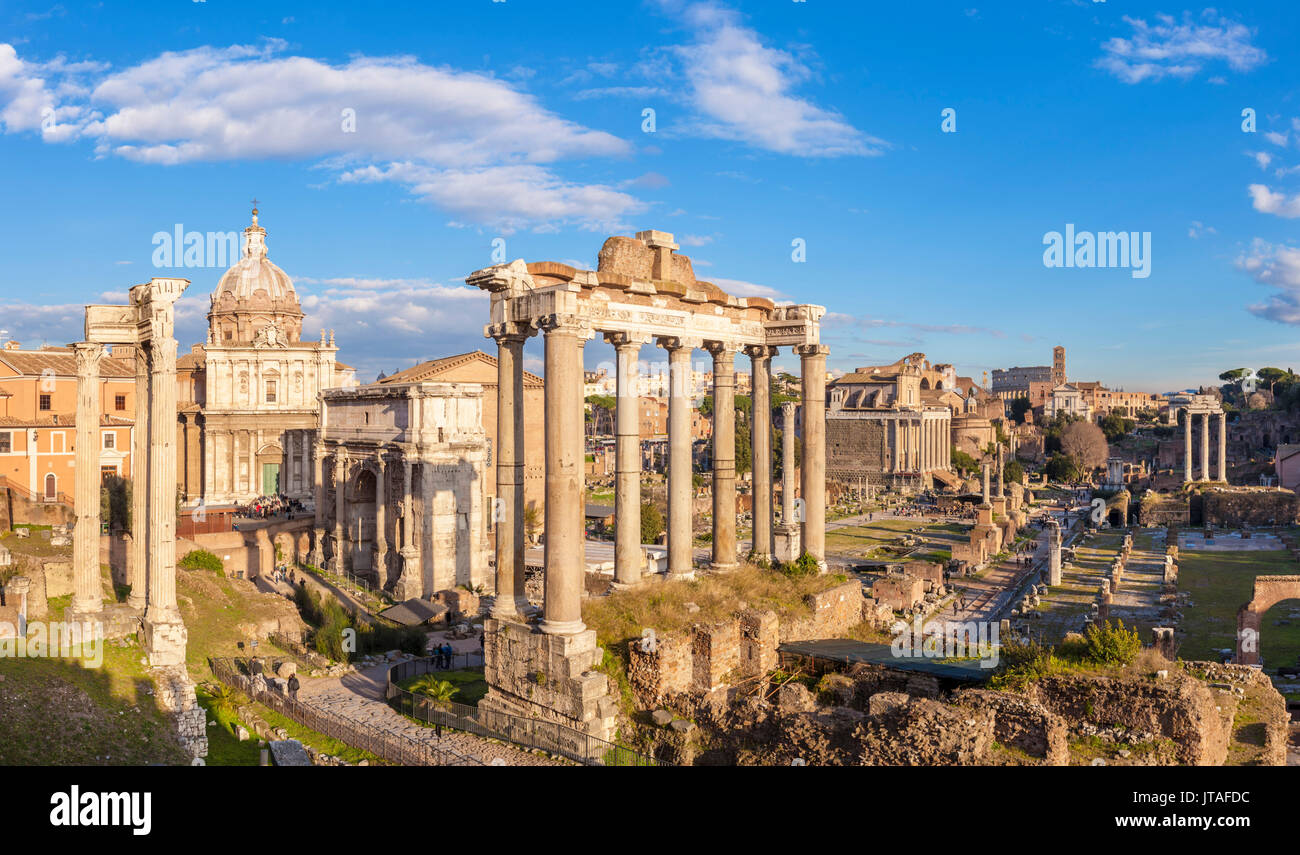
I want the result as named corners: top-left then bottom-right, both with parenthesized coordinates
top-left (951, 448), bottom-right (978, 476)
top-left (1098, 412), bottom-right (1135, 442)
top-left (640, 502), bottom-right (664, 544)
top-left (1060, 421), bottom-right (1109, 474)
top-left (1218, 368), bottom-right (1247, 382)
top-left (1045, 453), bottom-right (1077, 482)
top-left (1003, 459), bottom-right (1024, 485)
top-left (523, 504), bottom-right (541, 544)
top-left (1008, 397), bottom-right (1032, 424)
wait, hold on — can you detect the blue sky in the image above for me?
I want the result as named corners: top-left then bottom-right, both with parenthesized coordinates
top-left (1, 0), bottom-right (1298, 391)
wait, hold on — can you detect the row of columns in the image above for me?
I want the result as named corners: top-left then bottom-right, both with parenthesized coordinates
top-left (489, 319), bottom-right (827, 636)
top-left (74, 279), bottom-right (188, 667)
top-left (889, 415), bottom-right (951, 472)
top-left (1182, 411), bottom-right (1228, 482)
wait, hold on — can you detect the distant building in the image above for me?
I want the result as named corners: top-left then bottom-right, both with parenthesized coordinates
top-left (992, 345), bottom-right (1065, 400)
top-left (0, 344), bottom-right (138, 501)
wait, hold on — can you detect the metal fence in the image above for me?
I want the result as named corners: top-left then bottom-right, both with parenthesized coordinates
top-left (209, 658), bottom-right (483, 767)
top-left (385, 656), bottom-right (663, 767)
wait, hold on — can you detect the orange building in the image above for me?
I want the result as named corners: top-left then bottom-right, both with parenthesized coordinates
top-left (0, 342), bottom-right (137, 501)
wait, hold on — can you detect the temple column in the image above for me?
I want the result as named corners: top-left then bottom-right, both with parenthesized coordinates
top-left (1183, 413), bottom-right (1192, 482)
top-left (490, 327), bottom-right (529, 617)
top-left (128, 343), bottom-right (149, 610)
top-left (299, 430), bottom-right (309, 495)
top-left (707, 342), bottom-right (739, 572)
top-left (781, 402), bottom-right (797, 523)
top-left (1218, 412), bottom-right (1228, 482)
top-left (798, 344), bottom-right (828, 565)
top-left (1200, 412), bottom-right (1210, 482)
top-left (540, 315), bottom-right (587, 635)
top-left (607, 333), bottom-right (645, 586)
top-left (71, 342), bottom-right (105, 616)
top-left (310, 443), bottom-right (325, 565)
top-left (374, 455), bottom-right (388, 582)
top-left (661, 337), bottom-right (698, 580)
top-left (141, 279), bottom-right (189, 666)
top-left (747, 345), bottom-right (774, 562)
top-left (333, 453), bottom-right (346, 572)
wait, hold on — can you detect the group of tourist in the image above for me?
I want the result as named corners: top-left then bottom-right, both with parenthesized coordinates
top-left (429, 642), bottom-right (458, 670)
top-left (237, 494), bottom-right (307, 521)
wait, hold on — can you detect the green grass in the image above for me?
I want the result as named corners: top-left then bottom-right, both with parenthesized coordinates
top-left (398, 668), bottom-right (489, 706)
top-left (1177, 546), bottom-right (1300, 665)
top-left (248, 702), bottom-right (385, 765)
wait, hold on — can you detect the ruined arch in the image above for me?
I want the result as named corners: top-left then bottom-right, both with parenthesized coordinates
top-left (1236, 575), bottom-right (1300, 665)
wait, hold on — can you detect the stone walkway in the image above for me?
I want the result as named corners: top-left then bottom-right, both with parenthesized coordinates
top-left (296, 661), bottom-right (564, 767)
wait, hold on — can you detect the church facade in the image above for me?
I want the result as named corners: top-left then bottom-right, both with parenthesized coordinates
top-left (177, 208), bottom-right (356, 507)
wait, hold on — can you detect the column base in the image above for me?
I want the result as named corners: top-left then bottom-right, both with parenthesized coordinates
top-left (69, 596), bottom-right (103, 616)
top-left (538, 617), bottom-right (586, 636)
top-left (709, 562), bottom-right (739, 574)
top-left (774, 526), bottom-right (801, 564)
top-left (143, 609), bottom-right (189, 668)
top-left (490, 599), bottom-right (524, 620)
top-left (666, 570), bottom-right (696, 582)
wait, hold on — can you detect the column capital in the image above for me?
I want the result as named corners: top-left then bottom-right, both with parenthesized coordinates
top-left (795, 343), bottom-right (830, 358)
top-left (656, 335), bottom-right (702, 353)
top-left (149, 337), bottom-right (178, 373)
top-left (486, 321), bottom-right (534, 343)
top-left (780, 400), bottom-right (797, 417)
top-left (602, 330), bottom-right (652, 350)
top-left (73, 341), bottom-right (105, 372)
top-left (703, 340), bottom-right (743, 357)
top-left (536, 313), bottom-right (590, 337)
top-left (743, 344), bottom-right (777, 360)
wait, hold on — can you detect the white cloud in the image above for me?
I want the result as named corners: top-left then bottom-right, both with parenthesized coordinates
top-left (1188, 220), bottom-right (1216, 239)
top-left (1265, 130), bottom-right (1289, 147)
top-left (1238, 239), bottom-right (1300, 324)
top-left (667, 2), bottom-right (883, 156)
top-left (1096, 10), bottom-right (1266, 83)
top-left (0, 40), bottom-right (638, 232)
top-left (1251, 151), bottom-right (1273, 169)
top-left (1248, 184), bottom-right (1300, 218)
top-left (710, 276), bottom-right (784, 299)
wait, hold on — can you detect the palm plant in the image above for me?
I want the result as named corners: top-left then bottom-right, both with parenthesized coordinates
top-left (410, 675), bottom-right (458, 709)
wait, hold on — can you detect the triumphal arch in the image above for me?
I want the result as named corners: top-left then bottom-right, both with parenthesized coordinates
top-left (470, 230), bottom-right (826, 744)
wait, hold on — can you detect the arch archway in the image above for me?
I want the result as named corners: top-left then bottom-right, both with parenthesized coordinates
top-left (1236, 575), bottom-right (1300, 665)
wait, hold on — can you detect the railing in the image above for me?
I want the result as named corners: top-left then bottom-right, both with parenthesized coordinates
top-left (0, 475), bottom-right (73, 507)
top-left (209, 658), bottom-right (483, 767)
top-left (386, 656), bottom-right (663, 767)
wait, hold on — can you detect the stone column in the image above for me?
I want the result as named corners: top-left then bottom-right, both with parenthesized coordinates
top-left (707, 342), bottom-right (739, 572)
top-left (1183, 413), bottom-right (1192, 482)
top-left (374, 455), bottom-right (388, 582)
top-left (1218, 412), bottom-right (1228, 482)
top-left (333, 453), bottom-right (346, 572)
top-left (71, 342), bottom-right (105, 616)
top-left (540, 315), bottom-right (586, 635)
top-left (128, 343), bottom-right (149, 610)
top-left (981, 462), bottom-right (990, 503)
top-left (798, 344), bottom-right (828, 565)
top-left (996, 443), bottom-right (1005, 498)
top-left (890, 419), bottom-right (900, 473)
top-left (311, 443), bottom-right (326, 565)
top-left (608, 333), bottom-right (644, 587)
top-left (1200, 412), bottom-right (1210, 482)
top-left (661, 337), bottom-right (697, 580)
top-left (490, 327), bottom-right (528, 617)
top-left (140, 279), bottom-right (189, 666)
top-left (747, 345), bottom-right (774, 562)
top-left (781, 402), bottom-right (797, 524)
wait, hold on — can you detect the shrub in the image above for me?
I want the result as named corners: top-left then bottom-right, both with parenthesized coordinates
top-left (1082, 619), bottom-right (1141, 667)
top-left (178, 549), bottom-right (224, 575)
top-left (781, 552), bottom-right (820, 578)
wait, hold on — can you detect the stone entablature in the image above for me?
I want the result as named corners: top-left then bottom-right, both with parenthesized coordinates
top-left (319, 382), bottom-right (489, 598)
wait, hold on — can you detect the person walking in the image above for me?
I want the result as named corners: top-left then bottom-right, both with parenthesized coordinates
top-left (287, 673), bottom-right (300, 701)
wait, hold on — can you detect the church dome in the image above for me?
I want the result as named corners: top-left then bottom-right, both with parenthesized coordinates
top-left (215, 208), bottom-right (295, 302)
top-left (208, 207), bottom-right (304, 345)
